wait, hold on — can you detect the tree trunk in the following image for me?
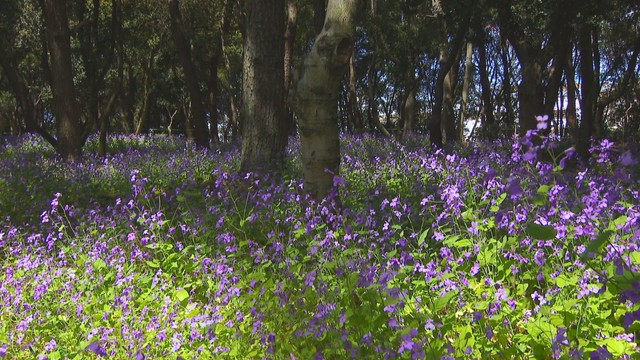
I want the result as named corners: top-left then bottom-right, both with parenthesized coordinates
top-left (499, 39), bottom-right (515, 132)
top-left (429, 5), bottom-right (468, 148)
top-left (168, 0), bottom-right (210, 149)
top-left (402, 84), bottom-right (416, 138)
top-left (347, 51), bottom-right (364, 131)
top-left (518, 58), bottom-right (544, 135)
top-left (135, 51), bottom-right (156, 135)
top-left (477, 35), bottom-right (495, 135)
top-left (459, 41), bottom-right (473, 142)
top-left (564, 49), bottom-right (577, 140)
top-left (443, 59), bottom-right (459, 143)
top-left (292, 0), bottom-right (358, 200)
top-left (208, 47), bottom-right (221, 145)
top-left (240, 0), bottom-right (287, 172)
top-left (578, 24), bottom-right (597, 158)
top-left (366, 57), bottom-right (378, 131)
top-left (0, 37), bottom-right (46, 138)
top-left (40, 0), bottom-right (85, 161)
top-left (283, 0), bottom-right (298, 138)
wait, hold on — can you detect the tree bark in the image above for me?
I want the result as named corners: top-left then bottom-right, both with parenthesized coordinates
top-left (518, 58), bottom-right (544, 134)
top-left (40, 0), bottom-right (85, 161)
top-left (578, 23), bottom-right (597, 158)
top-left (443, 59), bottom-right (459, 143)
top-left (292, 0), bottom-right (358, 200)
top-left (0, 36), bottom-right (41, 136)
top-left (564, 48), bottom-right (577, 139)
top-left (240, 0), bottom-right (287, 172)
top-left (283, 0), bottom-right (298, 138)
top-left (347, 51), bottom-right (364, 131)
top-left (135, 52), bottom-right (156, 135)
top-left (477, 33), bottom-right (496, 135)
top-left (168, 0), bottom-right (210, 149)
top-left (429, 13), bottom-right (468, 148)
top-left (459, 41), bottom-right (473, 142)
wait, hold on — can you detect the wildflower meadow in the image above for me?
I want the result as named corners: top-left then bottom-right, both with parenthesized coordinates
top-left (0, 132), bottom-right (639, 359)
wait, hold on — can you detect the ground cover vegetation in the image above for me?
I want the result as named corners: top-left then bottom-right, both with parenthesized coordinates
top-left (0, 132), bottom-right (639, 359)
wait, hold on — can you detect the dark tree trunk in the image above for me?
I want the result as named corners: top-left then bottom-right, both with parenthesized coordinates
top-left (443, 60), bottom-right (459, 143)
top-left (312, 0), bottom-right (326, 35)
top-left (209, 47), bottom-right (221, 145)
top-left (565, 49), bottom-right (578, 140)
top-left (578, 24), bottom-right (598, 158)
top-left (168, 0), bottom-right (210, 149)
top-left (348, 52), bottom-right (364, 131)
top-left (40, 0), bottom-right (85, 161)
top-left (429, 16), bottom-right (468, 148)
top-left (499, 39), bottom-right (515, 132)
top-left (0, 37), bottom-right (41, 136)
top-left (135, 51), bottom-right (156, 135)
top-left (518, 58), bottom-right (544, 134)
top-left (477, 34), bottom-right (496, 133)
top-left (240, 0), bottom-right (287, 172)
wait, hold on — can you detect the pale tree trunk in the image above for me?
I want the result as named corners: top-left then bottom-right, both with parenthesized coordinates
top-left (283, 0), bottom-right (298, 137)
top-left (135, 50), bottom-right (157, 135)
top-left (240, 0), bottom-right (287, 172)
top-left (459, 41), bottom-right (473, 142)
top-left (40, 0), bottom-right (85, 161)
top-left (292, 0), bottom-right (358, 200)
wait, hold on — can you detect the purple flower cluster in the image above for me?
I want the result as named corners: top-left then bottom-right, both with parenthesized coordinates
top-left (0, 133), bottom-right (638, 358)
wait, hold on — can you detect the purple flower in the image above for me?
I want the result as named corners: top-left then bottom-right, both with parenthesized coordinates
top-left (619, 150), bottom-right (635, 166)
top-left (554, 328), bottom-right (569, 347)
top-left (536, 115), bottom-right (549, 130)
top-left (485, 326), bottom-right (494, 340)
top-left (589, 346), bottom-right (612, 360)
top-left (534, 249), bottom-right (546, 266)
top-left (85, 342), bottom-right (107, 357)
top-left (135, 350), bottom-right (145, 360)
top-left (0, 344), bottom-right (6, 358)
top-left (304, 270), bottom-right (317, 287)
top-left (44, 339), bottom-right (57, 352)
top-left (623, 309), bottom-right (640, 329)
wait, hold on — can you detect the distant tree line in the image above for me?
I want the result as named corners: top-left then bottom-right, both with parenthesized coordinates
top-left (0, 0), bottom-right (638, 196)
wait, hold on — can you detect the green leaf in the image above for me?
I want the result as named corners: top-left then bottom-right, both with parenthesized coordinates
top-left (525, 223), bottom-right (556, 240)
top-left (434, 291), bottom-right (455, 312)
top-left (526, 318), bottom-right (556, 345)
top-left (478, 249), bottom-right (495, 266)
top-left (418, 230), bottom-right (428, 246)
top-left (175, 289), bottom-right (189, 302)
top-left (92, 258), bottom-right (107, 270)
top-left (612, 215), bottom-right (628, 229)
top-left (453, 238), bottom-right (473, 248)
top-left (145, 260), bottom-right (160, 268)
top-left (605, 338), bottom-right (627, 356)
top-left (583, 230), bottom-right (613, 259)
top-left (537, 185), bottom-right (551, 195)
top-left (555, 274), bottom-right (577, 288)
top-left (162, 253), bottom-right (179, 268)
